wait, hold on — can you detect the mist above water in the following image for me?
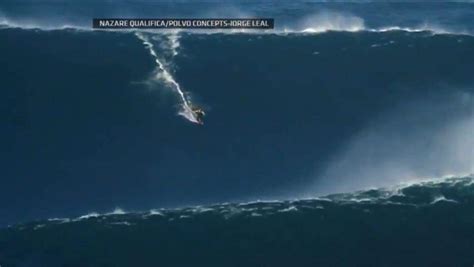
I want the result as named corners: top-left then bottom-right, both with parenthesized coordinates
top-left (310, 91), bottom-right (474, 195)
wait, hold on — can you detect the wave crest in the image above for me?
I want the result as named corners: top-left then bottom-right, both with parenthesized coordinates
top-left (291, 12), bottom-right (366, 33)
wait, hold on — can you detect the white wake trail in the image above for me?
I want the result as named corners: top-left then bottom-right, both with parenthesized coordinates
top-left (135, 32), bottom-right (199, 124)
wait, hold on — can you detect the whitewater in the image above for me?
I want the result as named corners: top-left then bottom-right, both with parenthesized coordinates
top-left (1, 9), bottom-right (474, 37)
top-left (2, 2), bottom-right (474, 266)
top-left (135, 32), bottom-right (200, 124)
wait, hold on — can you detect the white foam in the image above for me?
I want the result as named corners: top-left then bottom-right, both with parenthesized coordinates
top-left (109, 221), bottom-right (132, 226)
top-left (0, 17), bottom-right (90, 31)
top-left (168, 33), bottom-right (180, 57)
top-left (430, 195), bottom-right (458, 205)
top-left (149, 209), bottom-right (164, 216)
top-left (278, 206), bottom-right (298, 213)
top-left (107, 207), bottom-right (126, 215)
top-left (295, 12), bottom-right (365, 33)
top-left (1, 16), bottom-right (471, 37)
top-left (76, 212), bottom-right (100, 220)
top-left (374, 24), bottom-right (467, 35)
top-left (135, 32), bottom-right (200, 124)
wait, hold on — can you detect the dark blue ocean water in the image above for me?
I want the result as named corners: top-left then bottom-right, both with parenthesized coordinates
top-left (1, 177), bottom-right (474, 266)
top-left (1, 2), bottom-right (474, 266)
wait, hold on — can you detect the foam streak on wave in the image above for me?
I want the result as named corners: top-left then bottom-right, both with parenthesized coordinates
top-left (135, 32), bottom-right (199, 124)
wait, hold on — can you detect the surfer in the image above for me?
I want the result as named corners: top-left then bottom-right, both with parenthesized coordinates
top-left (191, 107), bottom-right (205, 125)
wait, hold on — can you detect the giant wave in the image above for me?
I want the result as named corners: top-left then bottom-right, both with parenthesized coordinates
top-left (1, 25), bottom-right (474, 225)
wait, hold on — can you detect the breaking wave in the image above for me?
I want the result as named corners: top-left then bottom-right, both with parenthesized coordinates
top-left (1, 2), bottom-right (474, 265)
top-left (7, 175), bottom-right (472, 228)
top-left (0, 23), bottom-right (469, 37)
top-left (3, 176), bottom-right (473, 266)
top-left (287, 11), bottom-right (366, 33)
top-left (0, 10), bottom-right (471, 36)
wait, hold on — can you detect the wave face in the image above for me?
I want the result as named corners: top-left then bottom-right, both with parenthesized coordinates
top-left (1, 6), bottom-right (474, 261)
top-left (1, 22), bottom-right (474, 226)
top-left (1, 176), bottom-right (474, 266)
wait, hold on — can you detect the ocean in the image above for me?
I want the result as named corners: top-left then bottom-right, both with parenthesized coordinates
top-left (1, 1), bottom-right (473, 266)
